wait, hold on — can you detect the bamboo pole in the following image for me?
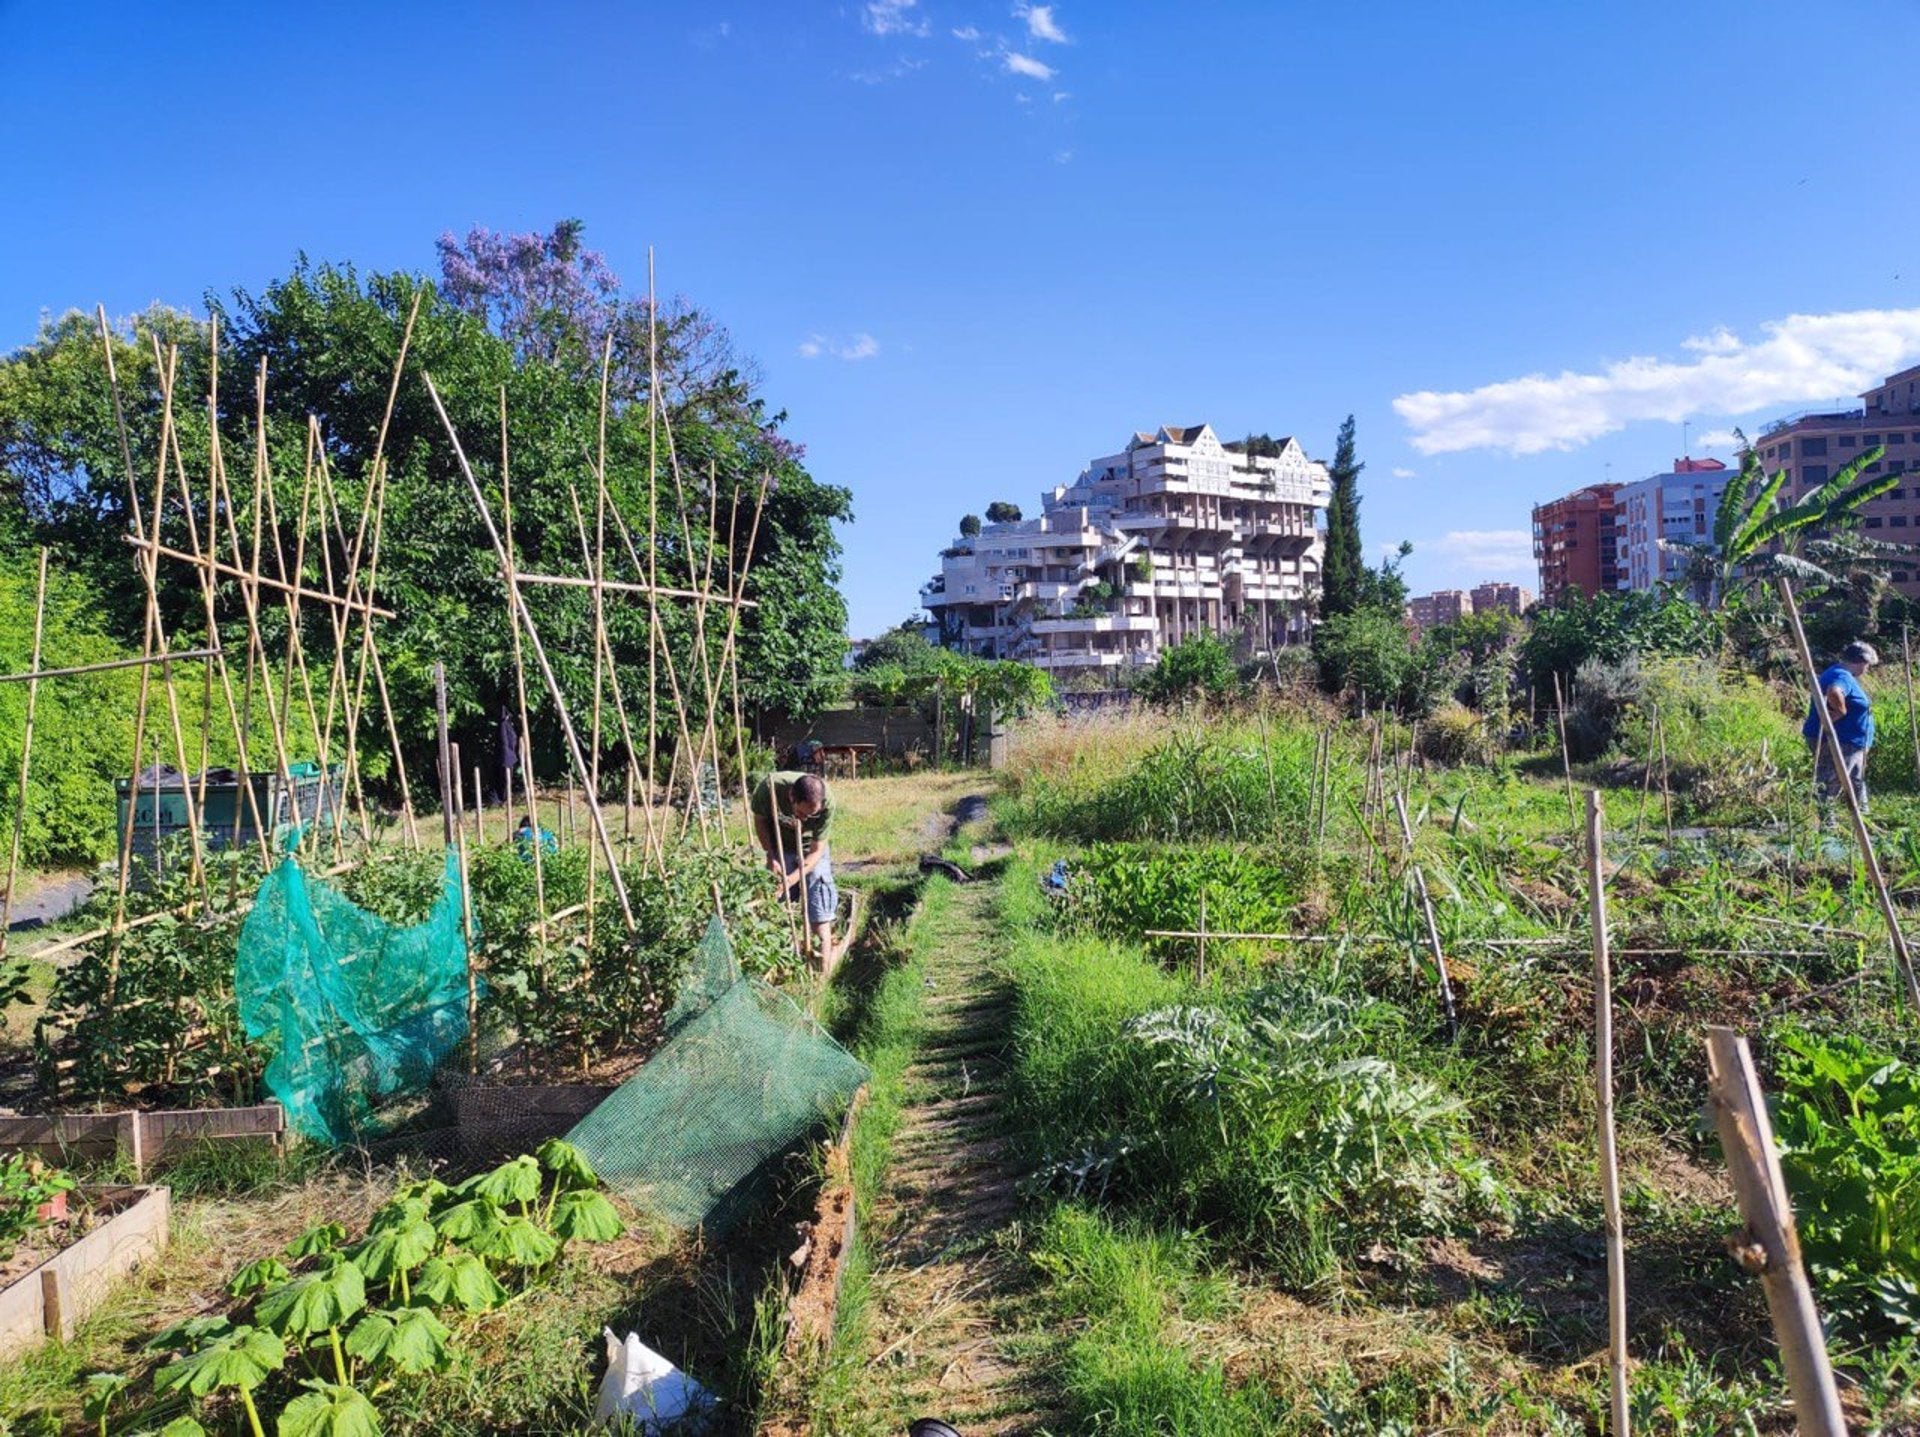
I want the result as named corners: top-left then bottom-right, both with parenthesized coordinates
top-left (498, 389), bottom-right (548, 930)
top-left (1703, 1028), bottom-right (1847, 1437)
top-left (0, 650), bottom-right (220, 685)
top-left (0, 550), bottom-right (51, 961)
top-left (472, 764), bottom-right (484, 845)
top-left (1393, 791), bottom-right (1460, 1037)
top-left (435, 666), bottom-right (454, 848)
top-left (1552, 672), bottom-right (1579, 847)
top-left (115, 535), bottom-right (394, 617)
top-left (1905, 624), bottom-right (1920, 792)
top-left (425, 373), bottom-right (634, 928)
top-left (1195, 889), bottom-right (1207, 985)
top-left (1778, 577), bottom-right (1920, 1012)
top-left (1586, 790), bottom-right (1631, 1437)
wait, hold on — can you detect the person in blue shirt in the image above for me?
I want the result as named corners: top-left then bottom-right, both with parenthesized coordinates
top-left (1802, 639), bottom-right (1879, 811)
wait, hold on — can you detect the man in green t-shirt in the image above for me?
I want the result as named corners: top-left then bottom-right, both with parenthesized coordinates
top-left (751, 770), bottom-right (839, 971)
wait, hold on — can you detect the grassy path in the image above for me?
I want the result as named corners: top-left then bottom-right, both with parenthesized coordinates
top-left (839, 872), bottom-right (1059, 1436)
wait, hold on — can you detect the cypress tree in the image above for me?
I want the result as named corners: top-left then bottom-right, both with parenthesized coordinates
top-left (1320, 414), bottom-right (1365, 618)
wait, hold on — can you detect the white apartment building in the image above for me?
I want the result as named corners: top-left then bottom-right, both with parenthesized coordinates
top-left (1614, 458), bottom-right (1732, 591)
top-left (921, 423), bottom-right (1330, 674)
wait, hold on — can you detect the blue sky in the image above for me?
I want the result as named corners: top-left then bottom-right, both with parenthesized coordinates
top-left (5, 0), bottom-right (1920, 636)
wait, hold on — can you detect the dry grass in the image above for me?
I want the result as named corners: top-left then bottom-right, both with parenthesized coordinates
top-left (826, 770), bottom-right (984, 865)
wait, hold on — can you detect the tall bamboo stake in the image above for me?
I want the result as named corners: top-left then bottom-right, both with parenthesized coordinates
top-left (1552, 672), bottom-right (1579, 847)
top-left (498, 390), bottom-right (548, 930)
top-left (0, 550), bottom-right (51, 962)
top-left (1904, 625), bottom-right (1920, 791)
top-left (425, 373), bottom-right (634, 927)
top-left (1778, 577), bottom-right (1920, 1013)
top-left (1393, 791), bottom-right (1459, 1037)
top-left (1585, 790), bottom-right (1631, 1437)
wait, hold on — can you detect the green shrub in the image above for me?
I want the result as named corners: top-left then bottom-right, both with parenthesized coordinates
top-left (1611, 657), bottom-right (1798, 819)
top-left (1136, 632), bottom-right (1241, 707)
top-left (1417, 701), bottom-right (1494, 766)
top-left (1313, 607), bottom-right (1420, 712)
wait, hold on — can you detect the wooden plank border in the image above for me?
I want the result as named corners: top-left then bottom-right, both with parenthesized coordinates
top-left (0, 1103), bottom-right (283, 1176)
top-left (0, 1185), bottom-right (171, 1359)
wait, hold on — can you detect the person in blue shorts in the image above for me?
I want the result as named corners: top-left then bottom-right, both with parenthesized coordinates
top-left (751, 770), bottom-right (840, 973)
top-left (1802, 639), bottom-right (1879, 812)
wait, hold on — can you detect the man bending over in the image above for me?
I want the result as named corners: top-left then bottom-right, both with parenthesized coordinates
top-left (751, 769), bottom-right (840, 972)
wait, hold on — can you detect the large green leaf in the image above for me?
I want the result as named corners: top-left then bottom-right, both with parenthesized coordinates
top-left (550, 1190), bottom-right (624, 1243)
top-left (430, 1197), bottom-right (500, 1245)
top-left (276, 1380), bottom-right (381, 1437)
top-left (463, 1154), bottom-right (542, 1207)
top-left (143, 1315), bottom-right (235, 1354)
top-left (286, 1222), bottom-right (347, 1261)
top-left (227, 1257), bottom-right (292, 1299)
top-left (256, 1261), bottom-right (366, 1338)
top-left (344, 1306), bottom-right (452, 1375)
top-left (349, 1218), bottom-right (436, 1282)
top-left (366, 1196), bottom-right (431, 1234)
top-left (535, 1137), bottom-right (598, 1192)
top-left (153, 1325), bottom-right (287, 1397)
top-left (154, 1419), bottom-right (210, 1437)
top-left (470, 1214), bottom-right (558, 1268)
top-left (446, 1252), bottom-right (509, 1311)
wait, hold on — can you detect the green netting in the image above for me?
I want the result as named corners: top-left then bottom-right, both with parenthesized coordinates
top-left (236, 847), bottom-right (474, 1144)
top-left (566, 916), bottom-right (868, 1232)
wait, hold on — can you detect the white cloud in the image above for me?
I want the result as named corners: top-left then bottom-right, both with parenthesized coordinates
top-left (1393, 307), bottom-right (1920, 456)
top-left (863, 0), bottom-right (928, 37)
top-left (799, 332), bottom-right (880, 362)
top-left (951, 25), bottom-right (981, 39)
top-left (1052, 90), bottom-right (1070, 102)
top-left (1020, 4), bottom-right (1069, 42)
top-left (1694, 428), bottom-right (1742, 451)
top-left (1424, 530), bottom-right (1537, 574)
top-left (851, 55), bottom-right (926, 82)
top-left (1053, 148), bottom-right (1074, 164)
top-left (1392, 466), bottom-right (1417, 478)
top-left (1004, 50), bottom-right (1056, 80)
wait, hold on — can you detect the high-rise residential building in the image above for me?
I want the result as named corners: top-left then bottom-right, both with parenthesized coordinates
top-left (1751, 366), bottom-right (1920, 591)
top-left (1532, 483), bottom-right (1622, 603)
top-left (921, 423), bottom-right (1330, 675)
top-left (1469, 581), bottom-right (1533, 617)
top-left (1407, 589), bottom-right (1474, 631)
top-left (1614, 458), bottom-right (1732, 591)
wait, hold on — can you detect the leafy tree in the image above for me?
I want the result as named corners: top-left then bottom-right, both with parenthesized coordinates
top-left (1320, 415), bottom-right (1366, 618)
top-left (853, 620), bottom-right (942, 674)
top-left (1664, 444), bottom-right (1903, 608)
top-left (1135, 632), bottom-right (1240, 706)
top-left (958, 513), bottom-right (982, 538)
top-left (1313, 607), bottom-right (1420, 712)
top-left (984, 501), bottom-right (1023, 524)
top-left (1518, 589), bottom-right (1721, 690)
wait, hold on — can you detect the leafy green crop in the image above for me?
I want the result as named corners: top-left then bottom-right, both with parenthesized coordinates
top-left (119, 1142), bottom-right (621, 1435)
top-left (1771, 1030), bottom-right (1920, 1336)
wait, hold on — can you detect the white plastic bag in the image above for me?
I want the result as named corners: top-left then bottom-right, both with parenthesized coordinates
top-left (593, 1328), bottom-right (714, 1432)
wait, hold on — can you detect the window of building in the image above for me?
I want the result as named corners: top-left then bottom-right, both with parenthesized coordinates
top-left (1803, 438), bottom-right (1828, 456)
top-left (1894, 516), bottom-right (1910, 528)
top-left (1867, 517), bottom-right (1885, 528)
top-left (1840, 436), bottom-right (1857, 448)
top-left (1866, 434), bottom-right (1882, 445)
top-left (1867, 463), bottom-right (1883, 473)
top-left (1890, 434), bottom-right (1907, 444)
top-left (1804, 464), bottom-right (1829, 484)
top-left (1898, 571), bottom-right (1914, 583)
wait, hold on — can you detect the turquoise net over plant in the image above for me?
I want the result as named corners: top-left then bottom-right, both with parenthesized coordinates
top-left (235, 846), bottom-right (475, 1144)
top-left (566, 916), bottom-right (868, 1232)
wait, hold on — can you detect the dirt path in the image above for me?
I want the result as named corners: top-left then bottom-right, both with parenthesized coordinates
top-left (855, 875), bottom-right (1059, 1435)
top-left (5, 871), bottom-right (93, 938)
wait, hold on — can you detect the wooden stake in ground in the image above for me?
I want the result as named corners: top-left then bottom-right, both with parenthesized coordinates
top-left (425, 373), bottom-right (635, 928)
top-left (1778, 577), bottom-right (1920, 1013)
top-left (1703, 1027), bottom-right (1846, 1437)
top-left (1552, 672), bottom-right (1579, 847)
top-left (1392, 791), bottom-right (1460, 1038)
top-left (1585, 789), bottom-right (1631, 1437)
top-left (1905, 625), bottom-right (1920, 792)
top-left (434, 664), bottom-right (453, 848)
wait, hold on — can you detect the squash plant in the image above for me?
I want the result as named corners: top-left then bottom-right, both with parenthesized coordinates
top-left (132, 1140), bottom-right (622, 1434)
